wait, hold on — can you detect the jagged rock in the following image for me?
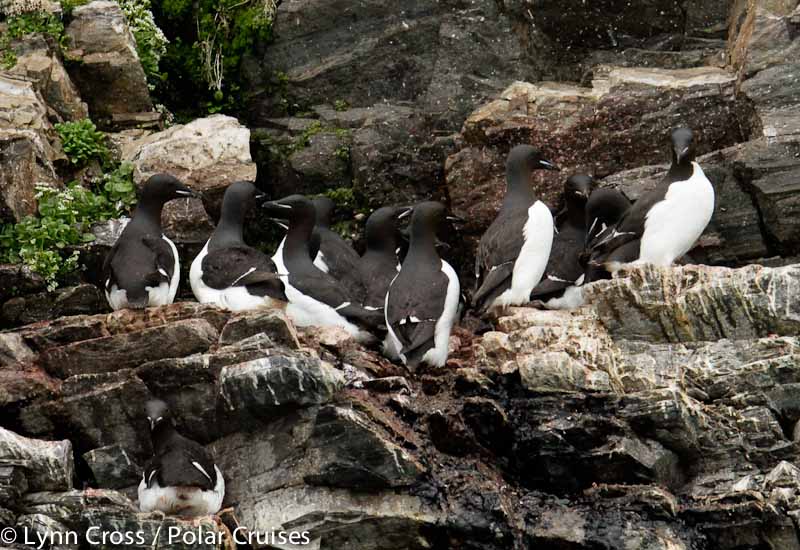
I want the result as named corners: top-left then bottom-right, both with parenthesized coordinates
top-left (0, 73), bottom-right (51, 131)
top-left (125, 115), bottom-right (256, 215)
top-left (2, 284), bottom-right (108, 329)
top-left (244, 0), bottom-right (544, 129)
top-left (38, 318), bottom-right (219, 378)
top-left (19, 370), bottom-right (152, 459)
top-left (728, 0), bottom-right (800, 77)
top-left (64, 1), bottom-right (153, 124)
top-left (8, 33), bottom-right (88, 122)
top-left (741, 63), bottom-right (800, 139)
top-left (219, 355), bottom-right (344, 419)
top-left (585, 264), bottom-right (800, 343)
top-left (236, 485), bottom-right (441, 549)
top-left (218, 310), bottom-right (299, 349)
top-left (15, 513), bottom-right (78, 550)
top-left (287, 130), bottom-right (351, 193)
top-left (0, 428), bottom-right (73, 492)
top-left (82, 445), bottom-right (140, 490)
top-left (0, 265), bottom-right (45, 303)
top-left (0, 333), bottom-right (36, 366)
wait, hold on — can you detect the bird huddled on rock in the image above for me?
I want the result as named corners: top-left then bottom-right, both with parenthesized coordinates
top-left (582, 188), bottom-right (631, 283)
top-left (103, 174), bottom-right (196, 311)
top-left (264, 194), bottom-right (384, 343)
top-left (585, 127), bottom-right (714, 276)
top-left (358, 205), bottom-right (412, 310)
top-left (384, 201), bottom-right (460, 368)
top-left (529, 174), bottom-right (594, 309)
top-left (138, 400), bottom-right (224, 517)
top-left (190, 181), bottom-right (286, 311)
top-left (473, 145), bottom-right (558, 313)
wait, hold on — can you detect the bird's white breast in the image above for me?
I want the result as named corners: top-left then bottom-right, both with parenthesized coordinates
top-left (420, 260), bottom-right (461, 367)
top-left (638, 162), bottom-right (715, 266)
top-left (138, 465), bottom-right (225, 517)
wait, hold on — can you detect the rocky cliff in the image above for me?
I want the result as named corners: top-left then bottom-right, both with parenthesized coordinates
top-left (3, 0), bottom-right (800, 549)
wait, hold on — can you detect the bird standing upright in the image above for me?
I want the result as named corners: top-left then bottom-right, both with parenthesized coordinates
top-left (586, 127), bottom-right (715, 274)
top-left (190, 181), bottom-right (286, 311)
top-left (103, 174), bottom-right (196, 310)
top-left (384, 202), bottom-right (460, 368)
top-left (358, 205), bottom-right (412, 310)
top-left (473, 145), bottom-right (559, 313)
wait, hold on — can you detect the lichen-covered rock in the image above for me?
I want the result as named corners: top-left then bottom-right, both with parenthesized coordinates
top-left (125, 115), bottom-right (256, 215)
top-left (64, 1), bottom-right (153, 123)
top-left (8, 33), bottom-right (88, 122)
top-left (0, 428), bottom-right (73, 492)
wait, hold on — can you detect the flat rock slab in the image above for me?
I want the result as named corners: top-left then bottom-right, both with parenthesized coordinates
top-left (0, 427), bottom-right (73, 492)
top-left (38, 318), bottom-right (219, 378)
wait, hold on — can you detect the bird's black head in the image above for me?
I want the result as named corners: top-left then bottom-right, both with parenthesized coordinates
top-left (365, 206), bottom-right (412, 250)
top-left (410, 201), bottom-right (447, 236)
top-left (507, 145), bottom-right (560, 177)
top-left (221, 181), bottom-right (265, 219)
top-left (140, 174), bottom-right (197, 205)
top-left (262, 194), bottom-right (316, 224)
top-left (312, 196), bottom-right (335, 228)
top-left (145, 399), bottom-right (172, 432)
top-left (565, 174), bottom-right (594, 203)
top-left (671, 127), bottom-right (695, 166)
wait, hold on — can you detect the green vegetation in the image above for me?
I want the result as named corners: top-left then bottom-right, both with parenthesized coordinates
top-left (118, 0), bottom-right (168, 88)
top-left (55, 119), bottom-right (110, 167)
top-left (0, 178), bottom-right (135, 291)
top-left (333, 99), bottom-right (349, 112)
top-left (0, 10), bottom-right (66, 69)
top-left (152, 0), bottom-right (277, 117)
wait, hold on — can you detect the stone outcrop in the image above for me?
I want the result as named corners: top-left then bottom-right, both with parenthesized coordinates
top-left (2, 264), bottom-right (800, 548)
top-left (64, 0), bottom-right (153, 124)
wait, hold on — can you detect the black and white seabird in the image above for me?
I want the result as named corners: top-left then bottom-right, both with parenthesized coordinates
top-left (311, 196), bottom-right (365, 299)
top-left (472, 145), bottom-right (559, 313)
top-left (358, 205), bottom-right (412, 310)
top-left (530, 174), bottom-right (594, 309)
top-left (138, 400), bottom-right (224, 517)
top-left (582, 188), bottom-right (632, 283)
top-left (384, 201), bottom-right (460, 368)
top-left (190, 182), bottom-right (286, 311)
top-left (102, 174), bottom-right (196, 310)
top-left (586, 127), bottom-right (715, 274)
top-left (263, 195), bottom-right (383, 342)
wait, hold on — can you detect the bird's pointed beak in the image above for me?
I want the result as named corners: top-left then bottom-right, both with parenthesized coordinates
top-left (262, 200), bottom-right (293, 217)
top-left (397, 206), bottom-right (413, 220)
top-left (675, 145), bottom-right (690, 163)
top-left (176, 187), bottom-right (200, 199)
top-left (539, 159), bottom-right (560, 171)
top-left (446, 215), bottom-right (465, 224)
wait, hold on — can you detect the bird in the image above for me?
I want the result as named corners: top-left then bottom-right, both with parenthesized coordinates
top-left (582, 188), bottom-right (632, 283)
top-left (472, 145), bottom-right (559, 313)
top-left (530, 174), bottom-right (594, 309)
top-left (311, 196), bottom-right (365, 299)
top-left (102, 174), bottom-right (196, 310)
top-left (190, 181), bottom-right (286, 311)
top-left (263, 194), bottom-right (384, 343)
top-left (358, 205), bottom-right (412, 310)
top-left (384, 201), bottom-right (460, 368)
top-left (586, 127), bottom-right (714, 274)
top-left (138, 399), bottom-right (224, 517)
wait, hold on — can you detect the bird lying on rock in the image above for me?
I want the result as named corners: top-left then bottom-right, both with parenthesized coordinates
top-left (384, 201), bottom-right (460, 368)
top-left (473, 145), bottom-right (558, 313)
top-left (190, 181), bottom-right (286, 311)
top-left (586, 127), bottom-right (714, 276)
top-left (103, 174), bottom-right (196, 311)
top-left (138, 399), bottom-right (224, 517)
top-left (264, 194), bottom-right (384, 343)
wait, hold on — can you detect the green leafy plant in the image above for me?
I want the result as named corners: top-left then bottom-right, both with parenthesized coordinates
top-left (0, 182), bottom-right (127, 291)
top-left (118, 0), bottom-right (168, 88)
top-left (98, 161), bottom-right (138, 212)
top-left (333, 99), bottom-right (349, 112)
top-left (55, 119), bottom-right (110, 167)
top-left (59, 0), bottom-right (90, 15)
top-left (0, 10), bottom-right (66, 69)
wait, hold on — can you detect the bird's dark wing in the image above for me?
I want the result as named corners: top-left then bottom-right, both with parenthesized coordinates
top-left (387, 267), bottom-right (448, 364)
top-left (157, 438), bottom-right (217, 491)
top-left (102, 239), bottom-right (121, 290)
top-left (202, 245), bottom-right (285, 300)
top-left (474, 209), bottom-right (525, 307)
top-left (531, 225), bottom-right (584, 299)
top-left (105, 233), bottom-right (173, 306)
top-left (141, 235), bottom-right (176, 287)
top-left (319, 230), bottom-right (365, 301)
top-left (290, 269), bottom-right (382, 329)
